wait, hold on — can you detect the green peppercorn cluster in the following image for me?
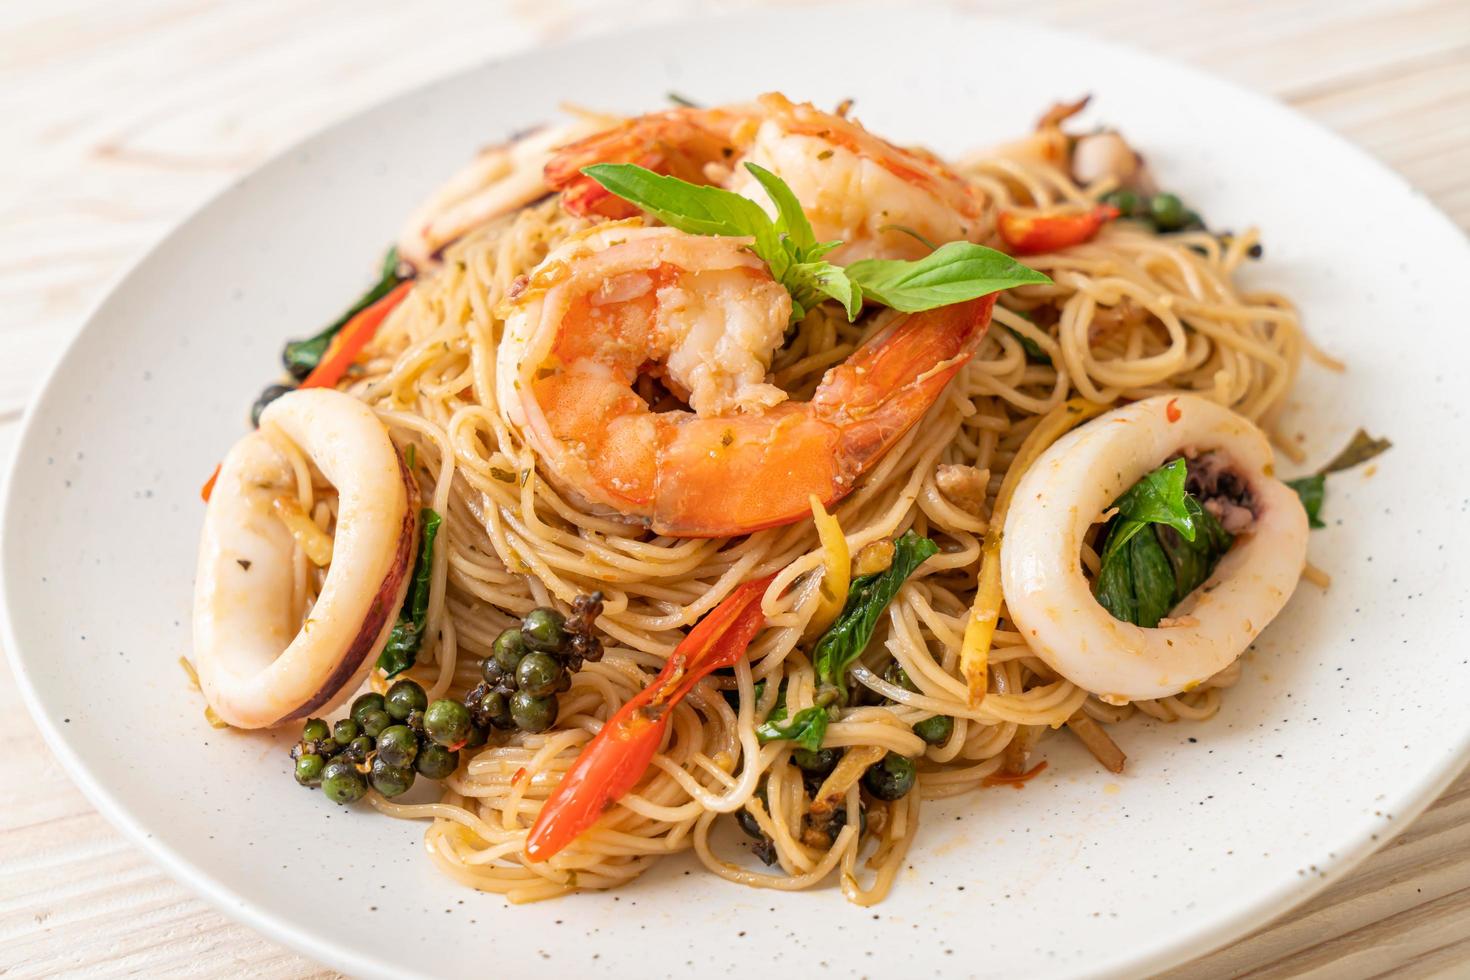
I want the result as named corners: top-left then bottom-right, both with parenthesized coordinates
top-left (464, 593), bottom-right (604, 736)
top-left (1098, 188), bottom-right (1264, 260)
top-left (290, 678), bottom-right (485, 804)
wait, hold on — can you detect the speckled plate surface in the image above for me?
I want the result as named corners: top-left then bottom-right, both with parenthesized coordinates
top-left (5, 9), bottom-right (1470, 979)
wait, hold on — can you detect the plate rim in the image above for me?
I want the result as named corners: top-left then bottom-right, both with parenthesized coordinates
top-left (4, 8), bottom-right (1468, 978)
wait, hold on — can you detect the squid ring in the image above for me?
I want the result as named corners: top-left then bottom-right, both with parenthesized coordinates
top-left (193, 389), bottom-right (417, 728)
top-left (1001, 394), bottom-right (1308, 704)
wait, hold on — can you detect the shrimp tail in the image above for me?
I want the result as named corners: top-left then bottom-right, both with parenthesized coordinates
top-left (652, 297), bottom-right (995, 537)
top-left (818, 296), bottom-right (997, 469)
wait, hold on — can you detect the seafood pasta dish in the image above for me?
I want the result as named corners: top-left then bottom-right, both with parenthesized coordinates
top-left (189, 93), bottom-right (1380, 904)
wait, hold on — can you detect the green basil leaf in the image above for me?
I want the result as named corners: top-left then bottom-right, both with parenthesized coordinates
top-left (787, 260), bottom-right (862, 322)
top-left (1092, 536), bottom-right (1137, 626)
top-left (743, 162), bottom-right (816, 251)
top-left (1004, 326), bottom-right (1052, 365)
top-left (1128, 529), bottom-right (1177, 629)
top-left (843, 241), bottom-right (1052, 313)
top-left (1094, 463), bottom-right (1235, 628)
top-left (1320, 429), bottom-right (1391, 475)
top-left (284, 246), bottom-right (404, 380)
top-left (1285, 474), bottom-right (1326, 529)
top-left (756, 705), bottom-right (829, 752)
top-left (377, 508), bottom-right (441, 676)
top-left (813, 532), bottom-right (939, 696)
top-left (579, 163), bottom-right (781, 261)
top-left (1155, 498), bottom-right (1233, 601)
top-left (1102, 459), bottom-right (1196, 563)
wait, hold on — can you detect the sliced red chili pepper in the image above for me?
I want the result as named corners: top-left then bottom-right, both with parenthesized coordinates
top-left (200, 463), bottom-right (222, 503)
top-left (1166, 397), bottom-right (1182, 423)
top-left (300, 280), bottom-right (414, 390)
top-left (525, 575), bottom-right (774, 862)
top-left (997, 205), bottom-right (1120, 255)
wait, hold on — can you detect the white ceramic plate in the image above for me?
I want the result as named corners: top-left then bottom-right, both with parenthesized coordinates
top-left (5, 9), bottom-right (1469, 979)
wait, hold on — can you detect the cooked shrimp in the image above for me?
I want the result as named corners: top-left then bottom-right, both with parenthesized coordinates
top-left (398, 113), bottom-right (620, 270)
top-left (193, 389), bottom-right (417, 728)
top-left (545, 93), bottom-right (987, 262)
top-left (497, 224), bottom-right (996, 537)
top-left (1000, 395), bottom-right (1308, 704)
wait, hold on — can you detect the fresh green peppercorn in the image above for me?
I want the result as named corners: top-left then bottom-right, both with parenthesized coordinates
top-left (358, 707), bottom-right (391, 738)
top-left (376, 724), bottom-right (419, 768)
top-left (492, 629), bottom-right (528, 673)
top-left (913, 714), bottom-right (954, 745)
top-left (1101, 188), bottom-right (1139, 216)
top-left (1148, 192), bottom-right (1187, 231)
top-left (479, 690), bottom-right (514, 729)
top-left (1182, 209), bottom-right (1205, 231)
top-left (520, 607), bottom-right (566, 652)
top-left (350, 692), bottom-right (387, 726)
top-left (346, 735), bottom-right (375, 763)
top-left (294, 753), bottom-right (325, 786)
top-left (462, 724), bottom-right (489, 749)
top-left (302, 718), bottom-right (330, 743)
top-left (556, 671), bottom-right (573, 693)
top-left (321, 759), bottom-right (368, 804)
top-left (481, 658), bottom-right (504, 685)
top-left (332, 718), bottom-right (361, 746)
top-left (883, 662), bottom-right (917, 692)
top-left (793, 747), bottom-right (839, 775)
top-left (424, 699), bottom-right (473, 748)
top-left (416, 742), bottom-right (460, 779)
top-left (515, 652), bottom-right (563, 698)
top-left (862, 753), bottom-right (917, 801)
top-left (369, 757), bottom-right (416, 798)
top-left (510, 690), bottom-right (558, 733)
top-left (384, 678), bottom-right (428, 720)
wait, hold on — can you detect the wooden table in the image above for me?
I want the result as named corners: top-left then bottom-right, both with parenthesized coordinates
top-left (2, 1), bottom-right (1467, 975)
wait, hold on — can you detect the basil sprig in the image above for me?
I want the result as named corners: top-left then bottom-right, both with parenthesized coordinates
top-left (813, 532), bottom-right (939, 698)
top-left (284, 246), bottom-right (405, 380)
top-left (378, 508), bottom-right (441, 676)
top-left (1093, 461), bottom-right (1233, 628)
top-left (581, 162), bottom-right (1049, 323)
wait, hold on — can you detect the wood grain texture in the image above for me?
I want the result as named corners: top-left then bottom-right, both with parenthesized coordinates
top-left (1, 1), bottom-right (1466, 976)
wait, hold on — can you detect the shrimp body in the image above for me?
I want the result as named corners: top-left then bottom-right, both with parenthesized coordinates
top-left (498, 224), bottom-right (996, 537)
top-left (544, 93), bottom-right (986, 262)
top-left (193, 389), bottom-right (417, 728)
top-left (1001, 395), bottom-right (1308, 704)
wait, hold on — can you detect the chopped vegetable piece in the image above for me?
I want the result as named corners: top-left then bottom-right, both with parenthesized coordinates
top-left (997, 205), bottom-right (1119, 255)
top-left (377, 509), bottom-right (442, 676)
top-left (200, 463), bottom-right (221, 503)
top-left (1065, 711), bottom-right (1126, 774)
top-left (804, 494), bottom-right (850, 640)
top-left (299, 280), bottom-right (413, 391)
